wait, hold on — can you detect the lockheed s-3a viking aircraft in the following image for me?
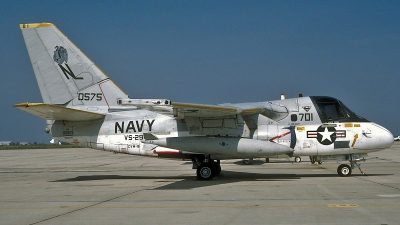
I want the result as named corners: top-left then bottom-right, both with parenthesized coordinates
top-left (15, 23), bottom-right (394, 180)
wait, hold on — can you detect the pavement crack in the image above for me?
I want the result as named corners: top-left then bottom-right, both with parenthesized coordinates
top-left (29, 182), bottom-right (167, 225)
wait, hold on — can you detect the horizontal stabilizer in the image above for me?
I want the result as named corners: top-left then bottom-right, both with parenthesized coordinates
top-left (14, 102), bottom-right (105, 121)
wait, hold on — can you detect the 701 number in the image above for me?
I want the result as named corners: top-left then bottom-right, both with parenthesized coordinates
top-left (299, 113), bottom-right (313, 121)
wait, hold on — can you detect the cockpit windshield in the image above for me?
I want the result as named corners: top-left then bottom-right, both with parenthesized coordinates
top-left (310, 96), bottom-right (369, 123)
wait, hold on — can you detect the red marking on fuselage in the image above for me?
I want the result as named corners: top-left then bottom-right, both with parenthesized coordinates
top-left (269, 131), bottom-right (291, 143)
top-left (73, 139), bottom-right (80, 145)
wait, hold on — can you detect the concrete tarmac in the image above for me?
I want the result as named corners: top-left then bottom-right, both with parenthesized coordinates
top-left (1, 143), bottom-right (399, 225)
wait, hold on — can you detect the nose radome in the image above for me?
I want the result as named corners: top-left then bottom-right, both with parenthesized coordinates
top-left (371, 123), bottom-right (394, 149)
top-left (355, 123), bottom-right (393, 150)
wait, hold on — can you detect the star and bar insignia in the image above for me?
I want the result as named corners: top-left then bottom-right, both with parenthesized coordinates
top-left (307, 125), bottom-right (346, 145)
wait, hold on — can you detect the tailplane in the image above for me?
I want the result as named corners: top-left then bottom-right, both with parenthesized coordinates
top-left (20, 23), bottom-right (127, 111)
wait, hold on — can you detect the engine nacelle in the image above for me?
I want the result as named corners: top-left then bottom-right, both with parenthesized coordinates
top-left (143, 136), bottom-right (294, 157)
top-left (253, 125), bottom-right (296, 149)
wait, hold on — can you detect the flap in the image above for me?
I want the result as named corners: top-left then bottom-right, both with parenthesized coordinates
top-left (14, 102), bottom-right (105, 121)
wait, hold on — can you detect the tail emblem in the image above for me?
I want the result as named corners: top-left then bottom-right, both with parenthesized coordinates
top-left (53, 46), bottom-right (68, 64)
top-left (53, 46), bottom-right (83, 80)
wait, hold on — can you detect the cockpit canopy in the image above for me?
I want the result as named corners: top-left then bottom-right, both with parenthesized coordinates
top-left (310, 96), bottom-right (369, 123)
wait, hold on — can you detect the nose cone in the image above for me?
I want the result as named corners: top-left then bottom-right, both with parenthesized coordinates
top-left (357, 123), bottom-right (394, 150)
top-left (373, 123), bottom-right (394, 148)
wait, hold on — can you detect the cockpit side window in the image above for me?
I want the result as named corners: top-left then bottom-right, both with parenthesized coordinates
top-left (310, 96), bottom-right (369, 122)
top-left (316, 101), bottom-right (345, 121)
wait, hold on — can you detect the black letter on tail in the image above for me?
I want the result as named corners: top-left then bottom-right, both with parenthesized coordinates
top-left (59, 64), bottom-right (83, 80)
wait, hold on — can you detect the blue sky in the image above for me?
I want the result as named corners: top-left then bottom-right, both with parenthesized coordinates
top-left (1, 1), bottom-right (399, 143)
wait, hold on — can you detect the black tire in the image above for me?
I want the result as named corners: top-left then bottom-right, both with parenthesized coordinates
top-left (243, 158), bottom-right (253, 165)
top-left (213, 163), bottom-right (222, 176)
top-left (197, 163), bottom-right (214, 180)
top-left (337, 164), bottom-right (352, 177)
top-left (310, 156), bottom-right (316, 164)
top-left (265, 158), bottom-right (269, 163)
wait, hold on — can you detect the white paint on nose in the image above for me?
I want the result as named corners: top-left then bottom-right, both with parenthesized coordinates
top-left (355, 123), bottom-right (393, 150)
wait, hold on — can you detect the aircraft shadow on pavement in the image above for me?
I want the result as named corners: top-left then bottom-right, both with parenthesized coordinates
top-left (232, 159), bottom-right (294, 165)
top-left (50, 172), bottom-right (300, 189)
top-left (50, 171), bottom-right (392, 190)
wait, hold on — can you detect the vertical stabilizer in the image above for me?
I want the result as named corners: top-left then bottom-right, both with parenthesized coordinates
top-left (20, 23), bottom-right (128, 109)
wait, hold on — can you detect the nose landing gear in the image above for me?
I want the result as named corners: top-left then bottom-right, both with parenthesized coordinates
top-left (337, 156), bottom-right (366, 176)
top-left (337, 164), bottom-right (352, 176)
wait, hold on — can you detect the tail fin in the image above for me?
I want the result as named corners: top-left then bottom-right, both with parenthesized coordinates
top-left (20, 23), bottom-right (128, 110)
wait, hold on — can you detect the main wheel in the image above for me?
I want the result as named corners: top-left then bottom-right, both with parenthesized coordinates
top-left (243, 158), bottom-right (253, 165)
top-left (310, 156), bottom-right (316, 164)
top-left (213, 163), bottom-right (222, 176)
top-left (197, 164), bottom-right (214, 180)
top-left (295, 157), bottom-right (301, 163)
top-left (337, 164), bottom-right (352, 177)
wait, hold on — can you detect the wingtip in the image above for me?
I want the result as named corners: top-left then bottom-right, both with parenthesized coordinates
top-left (19, 22), bottom-right (54, 29)
top-left (13, 102), bottom-right (29, 107)
top-left (13, 102), bottom-right (45, 108)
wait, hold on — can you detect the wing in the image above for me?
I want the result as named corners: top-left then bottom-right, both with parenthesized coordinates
top-left (14, 102), bottom-right (105, 121)
top-left (116, 98), bottom-right (265, 117)
top-left (168, 102), bottom-right (279, 137)
top-left (171, 102), bottom-right (263, 117)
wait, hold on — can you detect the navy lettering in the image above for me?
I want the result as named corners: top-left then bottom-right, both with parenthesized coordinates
top-left (115, 122), bottom-right (124, 133)
top-left (126, 121), bottom-right (136, 133)
top-left (136, 120), bottom-right (144, 132)
top-left (147, 119), bottom-right (155, 131)
top-left (114, 119), bottom-right (156, 133)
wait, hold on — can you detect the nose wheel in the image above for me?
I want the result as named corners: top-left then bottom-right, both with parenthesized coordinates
top-left (337, 164), bottom-right (352, 176)
top-left (337, 160), bottom-right (366, 177)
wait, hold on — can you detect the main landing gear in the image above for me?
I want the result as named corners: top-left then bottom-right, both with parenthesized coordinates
top-left (193, 155), bottom-right (221, 180)
top-left (243, 158), bottom-right (254, 165)
top-left (309, 156), bottom-right (322, 165)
